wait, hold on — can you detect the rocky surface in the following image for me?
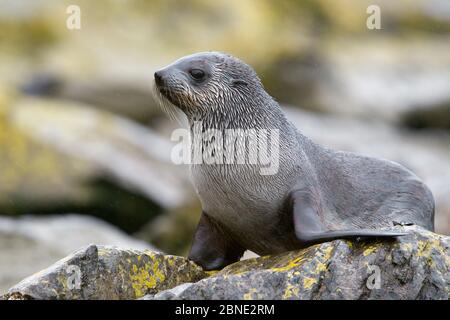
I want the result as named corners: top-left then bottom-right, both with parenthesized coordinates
top-left (0, 92), bottom-right (193, 231)
top-left (4, 226), bottom-right (449, 300)
top-left (402, 100), bottom-right (450, 130)
top-left (148, 226), bottom-right (449, 300)
top-left (4, 244), bottom-right (205, 300)
top-left (0, 214), bottom-right (156, 294)
top-left (22, 74), bottom-right (162, 123)
top-left (265, 39), bottom-right (450, 123)
top-left (10, 96), bottom-right (191, 210)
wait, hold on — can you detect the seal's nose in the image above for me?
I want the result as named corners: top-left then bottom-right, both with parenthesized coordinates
top-left (154, 71), bottom-right (164, 86)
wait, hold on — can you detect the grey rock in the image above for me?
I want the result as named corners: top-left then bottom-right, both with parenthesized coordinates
top-left (22, 74), bottom-right (162, 123)
top-left (154, 226), bottom-right (449, 300)
top-left (5, 244), bottom-right (206, 300)
top-left (267, 39), bottom-right (450, 123)
top-left (145, 283), bottom-right (195, 300)
top-left (0, 214), bottom-right (157, 294)
top-left (402, 101), bottom-right (450, 130)
top-left (10, 97), bottom-right (192, 210)
top-left (5, 226), bottom-right (449, 300)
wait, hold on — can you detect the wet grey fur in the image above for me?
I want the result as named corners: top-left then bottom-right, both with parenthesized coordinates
top-left (154, 52), bottom-right (435, 257)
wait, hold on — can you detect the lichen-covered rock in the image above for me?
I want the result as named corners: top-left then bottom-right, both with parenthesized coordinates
top-left (5, 244), bottom-right (206, 300)
top-left (151, 226), bottom-right (449, 300)
top-left (5, 226), bottom-right (449, 300)
top-left (0, 214), bottom-right (157, 293)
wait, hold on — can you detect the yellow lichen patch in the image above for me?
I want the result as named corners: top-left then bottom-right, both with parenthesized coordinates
top-left (127, 255), bottom-right (166, 298)
top-left (321, 245), bottom-right (334, 262)
top-left (417, 239), bottom-right (444, 257)
top-left (344, 240), bottom-right (354, 249)
top-left (315, 262), bottom-right (327, 273)
top-left (205, 270), bottom-right (219, 277)
top-left (400, 243), bottom-right (413, 252)
top-left (283, 283), bottom-right (300, 299)
top-left (97, 247), bottom-right (110, 257)
top-left (416, 239), bottom-right (448, 268)
top-left (311, 245), bottom-right (333, 274)
top-left (269, 247), bottom-right (319, 273)
top-left (58, 275), bottom-right (69, 291)
top-left (303, 277), bottom-right (317, 290)
top-left (417, 240), bottom-right (427, 256)
top-left (243, 288), bottom-right (259, 300)
top-left (271, 256), bottom-right (305, 273)
top-left (152, 260), bottom-right (166, 284)
top-left (130, 265), bottom-right (154, 297)
top-left (363, 245), bottom-right (378, 257)
top-left (167, 256), bottom-right (176, 267)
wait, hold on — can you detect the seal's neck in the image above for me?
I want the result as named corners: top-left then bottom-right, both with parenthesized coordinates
top-left (186, 91), bottom-right (290, 132)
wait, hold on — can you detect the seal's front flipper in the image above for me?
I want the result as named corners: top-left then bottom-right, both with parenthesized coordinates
top-left (188, 212), bottom-right (245, 271)
top-left (290, 189), bottom-right (408, 245)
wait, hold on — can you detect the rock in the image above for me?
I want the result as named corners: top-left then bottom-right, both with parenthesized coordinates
top-left (402, 100), bottom-right (450, 130)
top-left (5, 226), bottom-right (449, 300)
top-left (0, 94), bottom-right (193, 231)
top-left (21, 74), bottom-right (163, 123)
top-left (10, 97), bottom-right (191, 210)
top-left (264, 38), bottom-right (450, 123)
top-left (152, 226), bottom-right (449, 300)
top-left (5, 244), bottom-right (206, 300)
top-left (147, 283), bottom-right (195, 300)
top-left (0, 214), bottom-right (157, 294)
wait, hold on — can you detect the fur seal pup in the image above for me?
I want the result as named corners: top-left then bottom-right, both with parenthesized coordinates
top-left (153, 52), bottom-right (435, 270)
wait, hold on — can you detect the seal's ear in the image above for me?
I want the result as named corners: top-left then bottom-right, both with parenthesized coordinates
top-left (231, 79), bottom-right (248, 86)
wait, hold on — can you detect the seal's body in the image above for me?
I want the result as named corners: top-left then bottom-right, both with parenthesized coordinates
top-left (154, 52), bottom-right (435, 270)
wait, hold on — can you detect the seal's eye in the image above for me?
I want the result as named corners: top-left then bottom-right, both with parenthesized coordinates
top-left (189, 69), bottom-right (205, 81)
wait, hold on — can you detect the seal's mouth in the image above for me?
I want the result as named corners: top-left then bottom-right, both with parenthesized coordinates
top-left (152, 78), bottom-right (172, 102)
top-left (156, 84), bottom-right (180, 107)
top-left (152, 81), bottom-right (186, 122)
top-left (157, 86), bottom-right (172, 100)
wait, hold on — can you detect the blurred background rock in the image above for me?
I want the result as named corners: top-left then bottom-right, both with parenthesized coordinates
top-left (0, 0), bottom-right (449, 293)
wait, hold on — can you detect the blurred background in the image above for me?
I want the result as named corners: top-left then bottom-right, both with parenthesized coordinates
top-left (0, 0), bottom-right (449, 293)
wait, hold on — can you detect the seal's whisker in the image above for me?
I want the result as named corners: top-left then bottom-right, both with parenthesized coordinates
top-left (152, 81), bottom-right (185, 127)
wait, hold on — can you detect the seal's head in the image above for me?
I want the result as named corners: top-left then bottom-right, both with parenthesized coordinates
top-left (153, 52), bottom-right (264, 116)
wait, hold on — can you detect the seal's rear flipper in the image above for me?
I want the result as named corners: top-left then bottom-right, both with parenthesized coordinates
top-left (290, 188), bottom-right (408, 245)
